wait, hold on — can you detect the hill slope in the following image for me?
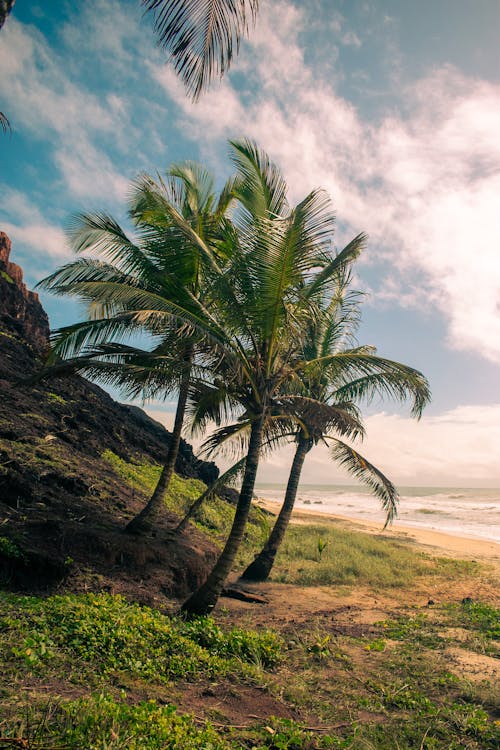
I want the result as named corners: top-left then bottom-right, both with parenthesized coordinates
top-left (0, 232), bottom-right (221, 603)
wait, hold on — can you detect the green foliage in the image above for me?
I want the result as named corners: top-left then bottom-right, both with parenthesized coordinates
top-left (0, 592), bottom-right (282, 685)
top-left (0, 329), bottom-right (17, 339)
top-left (269, 522), bottom-right (474, 588)
top-left (0, 536), bottom-right (25, 560)
top-left (2, 693), bottom-right (230, 749)
top-left (62, 693), bottom-right (229, 749)
top-left (379, 602), bottom-right (500, 656)
top-left (101, 450), bottom-right (269, 553)
top-left (316, 537), bottom-right (329, 560)
top-left (46, 391), bottom-right (68, 405)
top-left (0, 269), bottom-right (14, 283)
top-left (1, 591), bottom-right (499, 749)
top-left (243, 717), bottom-right (349, 749)
top-left (448, 600), bottom-right (499, 641)
top-left (181, 616), bottom-right (282, 667)
top-left (377, 613), bottom-right (445, 649)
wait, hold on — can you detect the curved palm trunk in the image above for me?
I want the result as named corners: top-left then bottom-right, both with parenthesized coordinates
top-left (174, 484), bottom-right (211, 535)
top-left (239, 433), bottom-right (312, 582)
top-left (181, 413), bottom-right (265, 616)
top-left (125, 352), bottom-right (192, 535)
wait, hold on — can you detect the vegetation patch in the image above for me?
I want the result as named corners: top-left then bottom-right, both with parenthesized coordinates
top-left (46, 391), bottom-right (68, 405)
top-left (0, 536), bottom-right (25, 561)
top-left (1, 590), bottom-right (499, 749)
top-left (1, 693), bottom-right (231, 750)
top-left (0, 270), bottom-right (14, 283)
top-left (101, 450), bottom-right (269, 556)
top-left (0, 592), bottom-right (282, 686)
top-left (269, 523), bottom-right (477, 588)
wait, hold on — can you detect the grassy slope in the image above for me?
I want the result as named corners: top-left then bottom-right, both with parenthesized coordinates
top-left (1, 453), bottom-right (499, 749)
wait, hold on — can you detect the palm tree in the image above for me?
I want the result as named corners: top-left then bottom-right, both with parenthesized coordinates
top-left (142, 0), bottom-right (259, 101)
top-left (180, 140), bottom-right (366, 616)
top-left (240, 270), bottom-right (430, 582)
top-left (39, 161), bottom-right (236, 534)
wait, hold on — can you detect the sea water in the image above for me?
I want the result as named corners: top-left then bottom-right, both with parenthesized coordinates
top-left (254, 484), bottom-right (500, 543)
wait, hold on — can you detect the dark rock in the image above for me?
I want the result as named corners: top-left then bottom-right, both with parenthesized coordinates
top-left (0, 234), bottom-right (224, 600)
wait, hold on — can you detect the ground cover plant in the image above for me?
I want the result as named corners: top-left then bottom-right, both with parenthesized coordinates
top-left (1, 524), bottom-right (498, 750)
top-left (102, 449), bottom-right (270, 560)
top-left (267, 521), bottom-right (479, 588)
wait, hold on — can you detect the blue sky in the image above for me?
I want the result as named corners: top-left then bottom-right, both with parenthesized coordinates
top-left (1, 0), bottom-right (500, 486)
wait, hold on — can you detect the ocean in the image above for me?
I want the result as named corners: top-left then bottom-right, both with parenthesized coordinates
top-left (254, 484), bottom-right (500, 543)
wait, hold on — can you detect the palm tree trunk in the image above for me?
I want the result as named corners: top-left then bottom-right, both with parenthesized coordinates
top-left (174, 485), bottom-right (211, 535)
top-left (181, 412), bottom-right (265, 616)
top-left (0, 1), bottom-right (15, 30)
top-left (239, 433), bottom-right (312, 582)
top-left (125, 350), bottom-right (192, 535)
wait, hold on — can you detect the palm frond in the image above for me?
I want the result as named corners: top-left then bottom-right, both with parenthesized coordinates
top-left (142, 0), bottom-right (259, 101)
top-left (305, 232), bottom-right (367, 301)
top-left (230, 138), bottom-right (288, 219)
top-left (0, 111), bottom-right (11, 134)
top-left (328, 438), bottom-right (399, 526)
top-left (200, 420), bottom-right (251, 458)
top-left (332, 357), bottom-right (431, 418)
top-left (274, 395), bottom-right (364, 441)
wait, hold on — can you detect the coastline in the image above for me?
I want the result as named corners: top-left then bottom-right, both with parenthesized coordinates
top-left (254, 496), bottom-right (500, 573)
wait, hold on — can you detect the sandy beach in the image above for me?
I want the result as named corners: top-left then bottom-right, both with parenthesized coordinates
top-left (254, 496), bottom-right (500, 575)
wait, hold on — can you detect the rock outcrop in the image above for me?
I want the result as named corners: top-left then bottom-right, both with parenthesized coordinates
top-left (0, 232), bottom-right (49, 356)
top-left (0, 234), bottom-right (220, 602)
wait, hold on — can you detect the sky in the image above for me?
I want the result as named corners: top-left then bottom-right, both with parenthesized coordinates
top-left (1, 0), bottom-right (499, 487)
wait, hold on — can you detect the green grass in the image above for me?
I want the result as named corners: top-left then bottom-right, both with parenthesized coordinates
top-left (1, 694), bottom-right (231, 749)
top-left (270, 522), bottom-right (479, 588)
top-left (1, 592), bottom-right (499, 749)
top-left (101, 450), bottom-right (270, 558)
top-left (46, 391), bottom-right (68, 405)
top-left (273, 609), bottom-right (500, 750)
top-left (0, 593), bottom-right (286, 749)
top-left (0, 592), bottom-right (282, 687)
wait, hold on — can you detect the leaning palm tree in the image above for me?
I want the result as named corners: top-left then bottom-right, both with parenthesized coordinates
top-left (39, 161), bottom-right (237, 534)
top-left (181, 140), bottom-right (366, 616)
top-left (239, 270), bottom-right (430, 582)
top-left (142, 0), bottom-right (259, 101)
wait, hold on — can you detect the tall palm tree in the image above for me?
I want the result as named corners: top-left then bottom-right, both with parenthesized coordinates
top-left (181, 140), bottom-right (366, 616)
top-left (142, 0), bottom-right (259, 101)
top-left (240, 270), bottom-right (430, 582)
top-left (39, 162), bottom-right (236, 534)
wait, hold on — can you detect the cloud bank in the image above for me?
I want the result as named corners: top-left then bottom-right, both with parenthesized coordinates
top-left (154, 1), bottom-right (500, 364)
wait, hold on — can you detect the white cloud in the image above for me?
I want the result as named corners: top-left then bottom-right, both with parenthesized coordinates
top-left (0, 17), bottom-right (131, 202)
top-left (2, 223), bottom-right (67, 259)
top-left (142, 398), bottom-right (500, 488)
top-left (341, 31), bottom-right (362, 48)
top-left (255, 404), bottom-right (500, 487)
top-left (1, 188), bottom-right (68, 259)
top-left (152, 1), bottom-right (500, 364)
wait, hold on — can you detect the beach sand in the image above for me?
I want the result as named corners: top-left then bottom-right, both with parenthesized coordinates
top-left (218, 496), bottom-right (500, 636)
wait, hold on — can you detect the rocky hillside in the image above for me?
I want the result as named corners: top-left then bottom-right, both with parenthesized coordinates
top-left (0, 232), bottom-right (221, 603)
